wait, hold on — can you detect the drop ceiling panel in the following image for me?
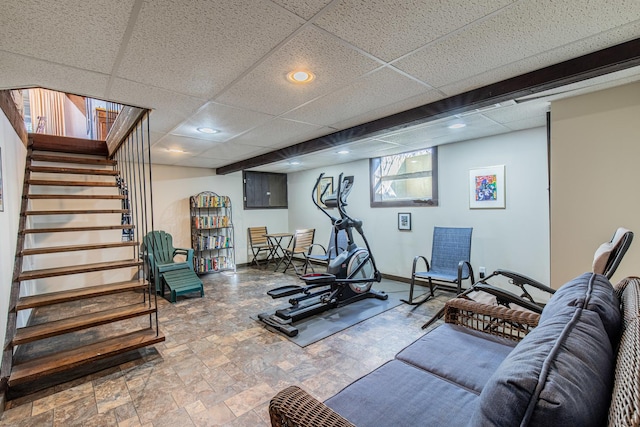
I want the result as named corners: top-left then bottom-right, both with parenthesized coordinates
top-left (283, 67), bottom-right (433, 126)
top-left (481, 101), bottom-right (549, 124)
top-left (116, 0), bottom-right (304, 98)
top-left (198, 142), bottom-right (271, 160)
top-left (215, 25), bottom-right (382, 115)
top-left (229, 117), bottom-right (332, 149)
top-left (330, 89), bottom-right (444, 130)
top-left (438, 20), bottom-right (640, 97)
top-left (314, 0), bottom-right (513, 62)
top-left (109, 78), bottom-right (205, 133)
top-left (394, 1), bottom-right (640, 89)
top-left (271, 0), bottom-right (334, 20)
top-left (172, 156), bottom-right (227, 168)
top-left (502, 116), bottom-right (547, 131)
top-left (170, 102), bottom-right (274, 142)
top-left (0, 52), bottom-right (109, 97)
top-left (153, 134), bottom-right (214, 155)
top-left (0, 0), bottom-right (134, 73)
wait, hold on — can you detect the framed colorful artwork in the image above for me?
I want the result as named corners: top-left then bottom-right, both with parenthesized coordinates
top-left (469, 165), bottom-right (505, 209)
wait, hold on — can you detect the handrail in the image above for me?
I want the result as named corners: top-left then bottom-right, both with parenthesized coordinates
top-left (106, 105), bottom-right (147, 157)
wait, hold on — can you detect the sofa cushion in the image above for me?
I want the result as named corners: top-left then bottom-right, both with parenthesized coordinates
top-left (396, 323), bottom-right (516, 393)
top-left (325, 359), bottom-right (478, 427)
top-left (540, 272), bottom-right (620, 344)
top-left (469, 298), bottom-right (615, 426)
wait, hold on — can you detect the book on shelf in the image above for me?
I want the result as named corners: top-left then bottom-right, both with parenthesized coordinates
top-left (192, 215), bottom-right (230, 229)
top-left (191, 194), bottom-right (231, 208)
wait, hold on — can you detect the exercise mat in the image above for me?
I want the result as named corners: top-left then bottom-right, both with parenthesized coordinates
top-left (257, 279), bottom-right (406, 347)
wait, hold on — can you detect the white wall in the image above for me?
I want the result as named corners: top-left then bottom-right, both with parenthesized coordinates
top-left (150, 164), bottom-right (289, 265)
top-left (551, 81), bottom-right (640, 285)
top-left (288, 127), bottom-right (550, 285)
top-left (0, 109), bottom-right (27, 353)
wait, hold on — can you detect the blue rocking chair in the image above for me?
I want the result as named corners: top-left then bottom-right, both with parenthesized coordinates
top-left (402, 227), bottom-right (474, 306)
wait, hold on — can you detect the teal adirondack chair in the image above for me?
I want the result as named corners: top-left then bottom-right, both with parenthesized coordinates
top-left (142, 230), bottom-right (203, 301)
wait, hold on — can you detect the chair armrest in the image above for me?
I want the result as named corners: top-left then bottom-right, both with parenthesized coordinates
top-left (444, 297), bottom-right (539, 342)
top-left (472, 283), bottom-right (544, 314)
top-left (307, 243), bottom-right (327, 255)
top-left (269, 386), bottom-right (355, 427)
top-left (174, 247), bottom-right (194, 265)
top-left (412, 255), bottom-right (430, 275)
top-left (494, 269), bottom-right (555, 294)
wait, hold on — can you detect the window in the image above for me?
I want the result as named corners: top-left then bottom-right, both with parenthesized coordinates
top-left (243, 171), bottom-right (288, 209)
top-left (369, 147), bottom-right (438, 207)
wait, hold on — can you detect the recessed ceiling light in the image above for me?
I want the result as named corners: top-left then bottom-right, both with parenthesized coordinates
top-left (448, 123), bottom-right (466, 129)
top-left (337, 150), bottom-right (350, 154)
top-left (166, 148), bottom-right (185, 153)
top-left (287, 70), bottom-right (315, 84)
top-left (289, 161), bottom-right (301, 165)
top-left (197, 127), bottom-right (219, 134)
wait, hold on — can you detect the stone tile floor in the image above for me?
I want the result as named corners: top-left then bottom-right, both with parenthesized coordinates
top-left (0, 267), bottom-right (449, 427)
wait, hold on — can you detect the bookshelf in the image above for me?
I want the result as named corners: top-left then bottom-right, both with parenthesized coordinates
top-left (190, 191), bottom-right (236, 274)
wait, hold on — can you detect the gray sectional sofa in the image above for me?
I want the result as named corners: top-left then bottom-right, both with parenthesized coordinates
top-left (269, 273), bottom-right (640, 426)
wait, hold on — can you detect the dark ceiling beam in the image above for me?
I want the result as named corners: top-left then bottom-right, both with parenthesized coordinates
top-left (216, 37), bottom-right (640, 175)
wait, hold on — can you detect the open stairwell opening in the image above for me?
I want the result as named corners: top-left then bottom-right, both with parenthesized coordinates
top-left (1, 95), bottom-right (164, 404)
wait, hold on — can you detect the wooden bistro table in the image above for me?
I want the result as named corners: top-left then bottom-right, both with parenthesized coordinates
top-left (264, 233), bottom-right (293, 271)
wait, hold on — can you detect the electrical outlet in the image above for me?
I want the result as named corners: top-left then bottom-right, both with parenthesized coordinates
top-left (479, 266), bottom-right (486, 279)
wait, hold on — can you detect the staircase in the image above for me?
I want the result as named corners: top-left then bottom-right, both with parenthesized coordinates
top-left (3, 134), bottom-right (163, 398)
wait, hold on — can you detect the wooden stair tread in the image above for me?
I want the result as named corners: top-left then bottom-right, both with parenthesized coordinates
top-left (19, 259), bottom-right (142, 281)
top-left (16, 280), bottom-right (147, 310)
top-left (12, 304), bottom-right (156, 346)
top-left (21, 241), bottom-right (138, 256)
top-left (23, 225), bottom-right (134, 234)
top-left (30, 153), bottom-right (116, 166)
top-left (25, 209), bottom-right (128, 215)
top-left (9, 328), bottom-right (164, 386)
top-left (26, 194), bottom-right (125, 199)
top-left (28, 166), bottom-right (119, 176)
top-left (28, 179), bottom-right (116, 187)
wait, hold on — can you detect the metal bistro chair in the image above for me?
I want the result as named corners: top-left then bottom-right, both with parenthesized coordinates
top-left (248, 226), bottom-right (272, 267)
top-left (281, 228), bottom-right (316, 275)
top-left (306, 227), bottom-right (348, 271)
top-left (402, 226), bottom-right (474, 306)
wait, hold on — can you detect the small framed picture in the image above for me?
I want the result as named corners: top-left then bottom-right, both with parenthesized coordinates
top-left (398, 212), bottom-right (411, 231)
top-left (469, 165), bottom-right (505, 209)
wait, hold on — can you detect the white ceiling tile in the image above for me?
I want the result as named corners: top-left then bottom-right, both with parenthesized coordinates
top-left (439, 19), bottom-right (640, 97)
top-left (215, 25), bottom-right (381, 115)
top-left (0, 0), bottom-right (134, 73)
top-left (394, 1), bottom-right (640, 89)
top-left (108, 78), bottom-right (205, 133)
top-left (271, 0), bottom-right (334, 20)
top-left (0, 52), bottom-right (110, 97)
top-left (152, 134), bottom-right (215, 155)
top-left (314, 0), bottom-right (513, 62)
top-left (502, 117), bottom-right (547, 131)
top-left (173, 156), bottom-right (225, 168)
top-left (116, 0), bottom-right (303, 98)
top-left (481, 101), bottom-right (550, 124)
top-left (283, 67), bottom-right (433, 126)
top-left (330, 90), bottom-right (445, 130)
top-left (171, 102), bottom-right (275, 142)
top-left (199, 143), bottom-right (271, 160)
top-left (229, 118), bottom-right (331, 149)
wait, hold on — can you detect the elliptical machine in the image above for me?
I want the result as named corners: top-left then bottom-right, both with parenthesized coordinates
top-left (258, 173), bottom-right (388, 337)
